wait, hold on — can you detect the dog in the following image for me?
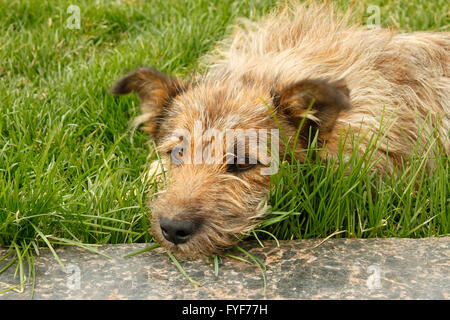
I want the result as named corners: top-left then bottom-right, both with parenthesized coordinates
top-left (110, 2), bottom-right (450, 257)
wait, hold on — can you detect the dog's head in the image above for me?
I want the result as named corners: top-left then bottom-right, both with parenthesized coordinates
top-left (110, 67), bottom-right (349, 256)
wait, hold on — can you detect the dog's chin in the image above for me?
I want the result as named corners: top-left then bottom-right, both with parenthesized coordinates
top-left (150, 223), bottom-right (240, 258)
top-left (157, 238), bottom-right (221, 259)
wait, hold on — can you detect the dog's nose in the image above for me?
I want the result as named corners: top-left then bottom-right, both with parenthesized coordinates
top-left (159, 218), bottom-right (197, 244)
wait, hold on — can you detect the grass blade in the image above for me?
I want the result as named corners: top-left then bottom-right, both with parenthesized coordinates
top-left (29, 222), bottom-right (66, 272)
top-left (123, 243), bottom-right (161, 258)
top-left (167, 252), bottom-right (201, 287)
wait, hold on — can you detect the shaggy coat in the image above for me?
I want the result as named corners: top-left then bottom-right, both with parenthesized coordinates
top-left (111, 2), bottom-right (450, 256)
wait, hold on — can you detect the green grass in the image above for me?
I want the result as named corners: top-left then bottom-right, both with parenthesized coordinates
top-left (258, 119), bottom-right (449, 240)
top-left (0, 0), bottom-right (449, 294)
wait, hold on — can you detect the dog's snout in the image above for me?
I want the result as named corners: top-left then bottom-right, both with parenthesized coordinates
top-left (159, 218), bottom-right (197, 244)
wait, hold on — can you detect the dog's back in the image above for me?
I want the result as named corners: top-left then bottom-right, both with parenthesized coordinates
top-left (205, 2), bottom-right (450, 169)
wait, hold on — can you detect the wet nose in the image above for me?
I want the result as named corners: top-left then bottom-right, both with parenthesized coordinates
top-left (159, 218), bottom-right (197, 244)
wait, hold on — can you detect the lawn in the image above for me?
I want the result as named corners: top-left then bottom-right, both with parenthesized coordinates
top-left (0, 0), bottom-right (449, 292)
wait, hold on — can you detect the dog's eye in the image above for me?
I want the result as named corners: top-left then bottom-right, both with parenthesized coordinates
top-left (235, 163), bottom-right (255, 170)
top-left (227, 157), bottom-right (257, 173)
top-left (168, 147), bottom-right (183, 165)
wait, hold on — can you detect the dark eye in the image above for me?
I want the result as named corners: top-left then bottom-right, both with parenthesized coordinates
top-left (227, 157), bottom-right (257, 173)
top-left (168, 147), bottom-right (183, 165)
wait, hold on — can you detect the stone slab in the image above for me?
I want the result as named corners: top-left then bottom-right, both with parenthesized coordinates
top-left (0, 238), bottom-right (449, 299)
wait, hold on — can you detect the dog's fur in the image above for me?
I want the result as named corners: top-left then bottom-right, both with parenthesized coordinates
top-left (111, 2), bottom-right (450, 257)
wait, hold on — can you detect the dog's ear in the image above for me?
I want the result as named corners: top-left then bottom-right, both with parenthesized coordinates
top-left (110, 67), bottom-right (185, 138)
top-left (272, 79), bottom-right (350, 141)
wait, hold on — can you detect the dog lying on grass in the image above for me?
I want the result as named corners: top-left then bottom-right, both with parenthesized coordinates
top-left (110, 2), bottom-right (449, 257)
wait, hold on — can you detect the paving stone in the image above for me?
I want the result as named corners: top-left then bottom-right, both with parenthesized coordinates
top-left (0, 238), bottom-right (448, 299)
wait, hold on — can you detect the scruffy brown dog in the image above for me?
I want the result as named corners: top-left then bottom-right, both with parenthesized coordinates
top-left (110, 2), bottom-right (450, 257)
